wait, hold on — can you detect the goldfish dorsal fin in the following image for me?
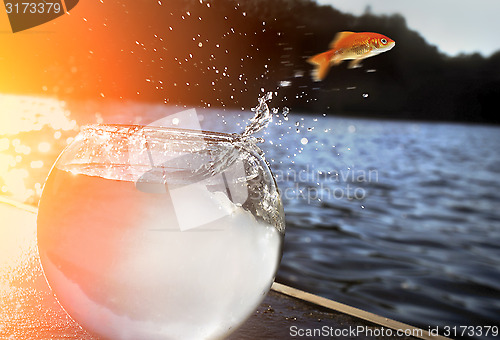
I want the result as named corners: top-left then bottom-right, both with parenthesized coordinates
top-left (329, 31), bottom-right (355, 49)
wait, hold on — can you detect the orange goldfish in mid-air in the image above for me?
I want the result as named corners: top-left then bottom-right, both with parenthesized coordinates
top-left (307, 31), bottom-right (395, 81)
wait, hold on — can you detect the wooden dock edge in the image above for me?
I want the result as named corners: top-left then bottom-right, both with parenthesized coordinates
top-left (271, 282), bottom-right (451, 340)
top-left (0, 196), bottom-right (451, 340)
top-left (0, 196), bottom-right (38, 214)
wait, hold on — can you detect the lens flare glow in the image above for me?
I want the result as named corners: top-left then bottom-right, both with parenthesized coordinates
top-left (0, 94), bottom-right (79, 204)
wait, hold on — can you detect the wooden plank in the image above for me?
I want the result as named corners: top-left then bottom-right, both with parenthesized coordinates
top-left (0, 195), bottom-right (38, 214)
top-left (271, 282), bottom-right (451, 340)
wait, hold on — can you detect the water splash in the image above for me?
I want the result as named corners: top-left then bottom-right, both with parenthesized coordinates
top-left (241, 91), bottom-right (274, 137)
top-left (240, 91), bottom-right (289, 138)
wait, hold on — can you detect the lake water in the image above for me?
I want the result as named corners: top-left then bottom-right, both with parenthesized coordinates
top-left (205, 108), bottom-right (500, 334)
top-left (1, 94), bottom-right (500, 336)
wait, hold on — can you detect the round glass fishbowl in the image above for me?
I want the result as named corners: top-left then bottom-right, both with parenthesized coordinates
top-left (37, 124), bottom-right (285, 340)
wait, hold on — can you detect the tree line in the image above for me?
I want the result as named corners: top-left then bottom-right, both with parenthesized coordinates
top-left (4, 0), bottom-right (499, 123)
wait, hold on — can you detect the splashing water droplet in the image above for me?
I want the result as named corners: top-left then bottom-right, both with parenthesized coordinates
top-left (282, 107), bottom-right (289, 121)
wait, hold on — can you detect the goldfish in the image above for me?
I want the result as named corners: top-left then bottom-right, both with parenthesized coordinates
top-left (307, 31), bottom-right (395, 81)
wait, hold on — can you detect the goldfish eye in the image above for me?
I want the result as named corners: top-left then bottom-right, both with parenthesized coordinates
top-left (381, 38), bottom-right (388, 44)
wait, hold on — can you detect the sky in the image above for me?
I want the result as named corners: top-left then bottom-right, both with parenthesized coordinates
top-left (316, 0), bottom-right (500, 57)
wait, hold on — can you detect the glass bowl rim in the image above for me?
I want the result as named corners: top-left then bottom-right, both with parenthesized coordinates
top-left (80, 123), bottom-right (240, 144)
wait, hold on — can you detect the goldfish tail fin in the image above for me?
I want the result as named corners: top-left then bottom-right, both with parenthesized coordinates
top-left (307, 51), bottom-right (332, 81)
